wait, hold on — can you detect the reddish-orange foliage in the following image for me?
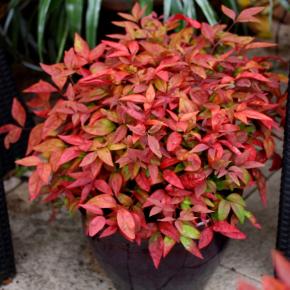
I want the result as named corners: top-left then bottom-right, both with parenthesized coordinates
top-left (0, 4), bottom-right (287, 268)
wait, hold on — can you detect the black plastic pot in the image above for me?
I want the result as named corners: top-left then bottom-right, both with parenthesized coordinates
top-left (89, 232), bottom-right (227, 290)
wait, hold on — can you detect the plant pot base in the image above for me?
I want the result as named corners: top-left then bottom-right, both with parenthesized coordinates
top-left (89, 234), bottom-right (227, 290)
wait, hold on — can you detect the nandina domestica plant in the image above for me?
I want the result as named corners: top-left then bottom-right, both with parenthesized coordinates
top-left (0, 4), bottom-right (287, 268)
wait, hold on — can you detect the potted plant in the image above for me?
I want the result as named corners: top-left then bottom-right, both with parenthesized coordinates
top-left (0, 4), bottom-right (287, 290)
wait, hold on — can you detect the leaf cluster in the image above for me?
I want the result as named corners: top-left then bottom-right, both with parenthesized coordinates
top-left (0, 4), bottom-right (287, 268)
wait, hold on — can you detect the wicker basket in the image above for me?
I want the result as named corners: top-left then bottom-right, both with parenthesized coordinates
top-left (0, 47), bottom-right (33, 285)
top-left (277, 65), bottom-right (290, 260)
top-left (0, 180), bottom-right (15, 284)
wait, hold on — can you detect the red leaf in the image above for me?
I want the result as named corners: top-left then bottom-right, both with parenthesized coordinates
top-left (236, 7), bottom-right (264, 23)
top-left (80, 204), bottom-right (103, 215)
top-left (84, 119), bottom-right (116, 136)
top-left (117, 208), bottom-right (136, 240)
top-left (163, 170), bottom-right (184, 189)
top-left (136, 171), bottom-right (151, 192)
top-left (170, 14), bottom-right (201, 29)
top-left (237, 72), bottom-right (270, 83)
top-left (128, 40), bottom-right (139, 55)
top-left (272, 250), bottom-right (290, 287)
top-left (15, 156), bottom-right (41, 166)
top-left (180, 236), bottom-right (203, 259)
top-left (160, 157), bottom-right (179, 169)
top-left (261, 276), bottom-right (286, 290)
top-left (112, 125), bottom-right (127, 143)
top-left (148, 135), bottom-right (162, 158)
top-left (263, 136), bottom-right (275, 159)
top-left (40, 63), bottom-right (70, 90)
top-left (87, 194), bottom-right (117, 208)
top-left (213, 221), bottom-right (246, 239)
top-left (163, 236), bottom-right (176, 258)
top-left (36, 163), bottom-right (52, 184)
top-left (109, 173), bottom-right (123, 195)
top-left (235, 110), bottom-right (274, 129)
top-left (59, 135), bottom-right (84, 146)
top-left (245, 42), bottom-right (276, 50)
top-left (199, 228), bottom-right (214, 249)
top-left (89, 43), bottom-right (105, 62)
top-left (191, 143), bottom-right (209, 153)
top-left (88, 216), bottom-right (106, 236)
top-left (120, 94), bottom-right (146, 103)
top-left (237, 281), bottom-right (258, 290)
top-left (148, 164), bottom-right (160, 185)
top-left (270, 153), bottom-right (282, 171)
top-left (94, 179), bottom-right (113, 195)
top-left (33, 138), bottom-right (65, 153)
top-left (12, 98), bottom-right (26, 127)
top-left (0, 124), bottom-right (22, 149)
top-left (97, 147), bottom-right (114, 166)
top-left (26, 124), bottom-right (44, 154)
top-left (159, 222), bottom-right (180, 242)
top-left (221, 5), bottom-right (236, 21)
top-left (23, 80), bottom-right (57, 93)
top-left (146, 84), bottom-right (155, 103)
top-left (99, 225), bottom-right (118, 238)
top-left (58, 147), bottom-right (81, 166)
top-left (243, 161), bottom-right (264, 169)
top-left (102, 40), bottom-right (129, 53)
top-left (132, 2), bottom-right (145, 20)
top-left (80, 152), bottom-right (98, 167)
top-left (252, 169), bottom-right (267, 206)
top-left (28, 171), bottom-right (43, 200)
top-left (0, 124), bottom-right (13, 135)
top-left (149, 233), bottom-right (164, 268)
top-left (201, 23), bottom-right (215, 43)
top-left (166, 132), bottom-right (182, 152)
top-left (67, 177), bottom-right (91, 189)
top-left (74, 33), bottom-right (90, 59)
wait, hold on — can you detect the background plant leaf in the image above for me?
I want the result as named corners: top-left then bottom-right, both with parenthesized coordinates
top-left (86, 0), bottom-right (102, 48)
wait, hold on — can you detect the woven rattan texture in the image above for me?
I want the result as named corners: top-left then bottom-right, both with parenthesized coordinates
top-left (277, 67), bottom-right (290, 259)
top-left (0, 180), bottom-right (15, 283)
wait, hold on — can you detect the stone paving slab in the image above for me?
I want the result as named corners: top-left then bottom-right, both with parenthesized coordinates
top-left (2, 166), bottom-right (281, 290)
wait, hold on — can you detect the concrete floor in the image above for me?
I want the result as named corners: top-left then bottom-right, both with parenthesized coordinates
top-left (1, 147), bottom-right (282, 290)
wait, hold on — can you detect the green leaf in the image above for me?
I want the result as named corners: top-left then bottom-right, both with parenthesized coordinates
top-left (56, 11), bottom-right (69, 62)
top-left (139, 0), bottom-right (153, 15)
top-left (268, 0), bottom-right (273, 28)
top-left (278, 0), bottom-right (290, 11)
top-left (231, 203), bottom-right (245, 224)
top-left (4, 9), bottom-right (15, 34)
top-left (180, 235), bottom-right (203, 258)
top-left (174, 162), bottom-right (185, 173)
top-left (179, 222), bottom-right (200, 239)
top-left (65, 0), bottom-right (83, 38)
top-left (9, 0), bottom-right (22, 9)
top-left (163, 0), bottom-right (172, 21)
top-left (181, 197), bottom-right (191, 210)
top-left (227, 193), bottom-right (246, 207)
top-left (86, 0), bottom-right (102, 48)
top-left (241, 168), bottom-right (251, 185)
top-left (218, 199), bottom-right (231, 221)
top-left (38, 0), bottom-right (52, 61)
top-left (194, 0), bottom-right (217, 25)
top-left (183, 0), bottom-right (196, 19)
